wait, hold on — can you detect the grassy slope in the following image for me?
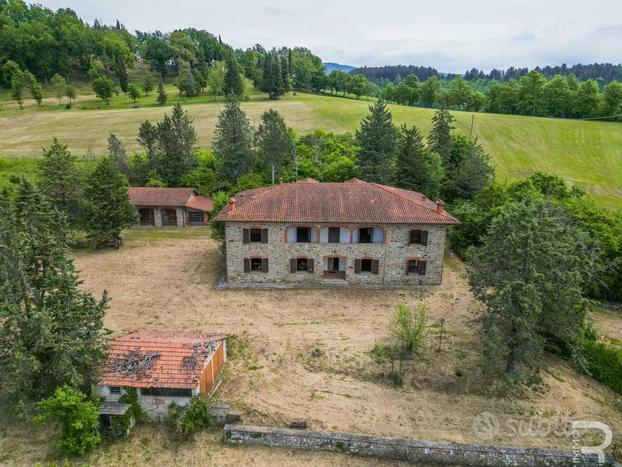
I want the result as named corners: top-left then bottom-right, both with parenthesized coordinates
top-left (0, 89), bottom-right (620, 208)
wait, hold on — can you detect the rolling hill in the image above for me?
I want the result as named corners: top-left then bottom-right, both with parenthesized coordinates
top-left (0, 91), bottom-right (620, 209)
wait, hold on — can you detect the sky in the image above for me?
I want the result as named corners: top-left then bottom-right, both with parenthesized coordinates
top-left (37, 0), bottom-right (622, 73)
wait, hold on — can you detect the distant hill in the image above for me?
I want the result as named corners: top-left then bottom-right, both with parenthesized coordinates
top-left (323, 62), bottom-right (355, 74)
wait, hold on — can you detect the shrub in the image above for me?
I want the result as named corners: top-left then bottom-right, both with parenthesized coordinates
top-left (582, 339), bottom-right (622, 394)
top-left (166, 396), bottom-right (216, 439)
top-left (390, 303), bottom-right (429, 353)
top-left (34, 386), bottom-right (101, 455)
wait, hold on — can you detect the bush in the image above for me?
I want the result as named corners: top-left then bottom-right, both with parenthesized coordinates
top-left (166, 396), bottom-right (216, 439)
top-left (390, 303), bottom-right (429, 352)
top-left (582, 339), bottom-right (622, 394)
top-left (34, 385), bottom-right (101, 455)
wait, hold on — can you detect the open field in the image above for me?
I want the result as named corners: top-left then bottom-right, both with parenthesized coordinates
top-left (1, 91), bottom-right (621, 208)
top-left (3, 227), bottom-right (621, 465)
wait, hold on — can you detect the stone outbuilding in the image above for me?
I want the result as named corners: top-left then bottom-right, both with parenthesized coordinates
top-left (215, 178), bottom-right (459, 287)
top-left (128, 187), bottom-right (213, 227)
top-left (94, 331), bottom-right (227, 419)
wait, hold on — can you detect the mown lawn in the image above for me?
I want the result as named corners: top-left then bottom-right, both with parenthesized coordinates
top-left (0, 90), bottom-right (620, 208)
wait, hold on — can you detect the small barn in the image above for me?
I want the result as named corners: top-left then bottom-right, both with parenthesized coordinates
top-left (128, 187), bottom-right (213, 227)
top-left (95, 331), bottom-right (227, 419)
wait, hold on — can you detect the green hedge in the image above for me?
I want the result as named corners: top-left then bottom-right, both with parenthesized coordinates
top-left (582, 339), bottom-right (622, 394)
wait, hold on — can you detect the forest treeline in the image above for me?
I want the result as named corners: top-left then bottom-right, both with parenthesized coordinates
top-left (353, 63), bottom-right (622, 85)
top-left (0, 0), bottom-right (325, 100)
top-left (2, 0), bottom-right (622, 122)
top-left (322, 70), bottom-right (622, 120)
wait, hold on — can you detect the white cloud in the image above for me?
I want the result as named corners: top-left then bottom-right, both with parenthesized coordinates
top-left (37, 0), bottom-right (622, 72)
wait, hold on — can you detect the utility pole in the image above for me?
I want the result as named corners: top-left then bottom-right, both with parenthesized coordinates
top-left (469, 114), bottom-right (475, 140)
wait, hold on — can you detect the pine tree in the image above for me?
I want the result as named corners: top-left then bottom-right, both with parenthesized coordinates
top-left (107, 134), bottom-right (132, 180)
top-left (427, 109), bottom-right (455, 165)
top-left (355, 100), bottom-right (397, 183)
top-left (256, 109), bottom-right (293, 183)
top-left (260, 50), bottom-right (286, 99)
top-left (81, 158), bottom-right (136, 246)
top-left (442, 134), bottom-right (494, 202)
top-left (38, 138), bottom-right (83, 224)
top-left (394, 125), bottom-right (444, 200)
top-left (156, 80), bottom-right (168, 105)
top-left (137, 104), bottom-right (198, 185)
top-left (0, 179), bottom-right (109, 400)
top-left (214, 95), bottom-right (254, 184)
top-left (223, 55), bottom-right (244, 97)
top-left (469, 198), bottom-right (594, 381)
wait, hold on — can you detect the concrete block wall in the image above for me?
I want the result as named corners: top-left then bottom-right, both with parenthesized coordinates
top-left (223, 425), bottom-right (607, 466)
top-left (223, 222), bottom-right (446, 286)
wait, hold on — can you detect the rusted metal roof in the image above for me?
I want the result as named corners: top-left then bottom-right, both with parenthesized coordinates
top-left (215, 179), bottom-right (459, 224)
top-left (99, 331), bottom-right (226, 389)
top-left (128, 187), bottom-right (213, 212)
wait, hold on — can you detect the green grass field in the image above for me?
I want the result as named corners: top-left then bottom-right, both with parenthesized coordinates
top-left (1, 88), bottom-right (621, 208)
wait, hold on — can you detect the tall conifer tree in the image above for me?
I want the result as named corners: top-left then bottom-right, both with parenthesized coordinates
top-left (394, 125), bottom-right (444, 200)
top-left (81, 158), bottom-right (136, 246)
top-left (38, 138), bottom-right (83, 225)
top-left (427, 109), bottom-right (455, 165)
top-left (355, 100), bottom-right (397, 183)
top-left (0, 179), bottom-right (109, 400)
top-left (214, 95), bottom-right (254, 184)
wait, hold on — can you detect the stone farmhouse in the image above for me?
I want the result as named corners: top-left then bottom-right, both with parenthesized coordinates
top-left (215, 178), bottom-right (459, 287)
top-left (128, 187), bottom-right (213, 227)
top-left (95, 331), bottom-right (227, 420)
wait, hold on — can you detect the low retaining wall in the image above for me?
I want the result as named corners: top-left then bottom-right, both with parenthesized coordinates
top-left (223, 424), bottom-right (609, 466)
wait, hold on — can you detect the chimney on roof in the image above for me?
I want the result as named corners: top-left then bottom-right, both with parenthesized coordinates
top-left (436, 200), bottom-right (445, 215)
top-left (228, 197), bottom-right (236, 211)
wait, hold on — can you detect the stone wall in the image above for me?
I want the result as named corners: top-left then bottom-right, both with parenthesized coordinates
top-left (223, 222), bottom-right (446, 287)
top-left (223, 425), bottom-right (607, 466)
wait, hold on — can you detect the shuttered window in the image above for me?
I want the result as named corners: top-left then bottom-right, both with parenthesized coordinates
top-left (244, 228), bottom-right (268, 243)
top-left (409, 230), bottom-right (428, 245)
top-left (355, 259), bottom-right (379, 274)
top-left (244, 258), bottom-right (268, 273)
top-left (290, 258), bottom-right (314, 273)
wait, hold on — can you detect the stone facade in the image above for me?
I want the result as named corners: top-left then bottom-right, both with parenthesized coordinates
top-left (223, 221), bottom-right (446, 287)
top-left (224, 425), bottom-right (607, 466)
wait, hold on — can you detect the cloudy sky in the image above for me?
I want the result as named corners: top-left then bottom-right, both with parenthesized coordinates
top-left (38, 0), bottom-right (622, 72)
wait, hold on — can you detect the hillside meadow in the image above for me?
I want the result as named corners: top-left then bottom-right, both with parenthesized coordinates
top-left (0, 90), bottom-right (621, 208)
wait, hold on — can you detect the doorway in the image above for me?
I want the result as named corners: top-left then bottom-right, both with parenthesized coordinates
top-left (323, 257), bottom-right (345, 279)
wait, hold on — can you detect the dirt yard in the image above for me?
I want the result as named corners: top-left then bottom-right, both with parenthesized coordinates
top-left (4, 228), bottom-right (622, 465)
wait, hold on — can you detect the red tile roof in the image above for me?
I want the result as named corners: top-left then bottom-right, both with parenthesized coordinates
top-left (99, 331), bottom-right (226, 389)
top-left (128, 187), bottom-right (213, 212)
top-left (215, 179), bottom-right (459, 224)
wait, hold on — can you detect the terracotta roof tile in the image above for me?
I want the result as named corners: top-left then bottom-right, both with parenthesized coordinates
top-left (215, 179), bottom-right (459, 224)
top-left (99, 331), bottom-right (226, 389)
top-left (128, 187), bottom-right (213, 212)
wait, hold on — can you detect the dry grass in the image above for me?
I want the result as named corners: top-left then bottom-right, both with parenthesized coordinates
top-left (4, 228), bottom-right (622, 464)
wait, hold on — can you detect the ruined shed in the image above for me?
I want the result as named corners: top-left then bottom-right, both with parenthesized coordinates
top-left (95, 331), bottom-right (227, 419)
